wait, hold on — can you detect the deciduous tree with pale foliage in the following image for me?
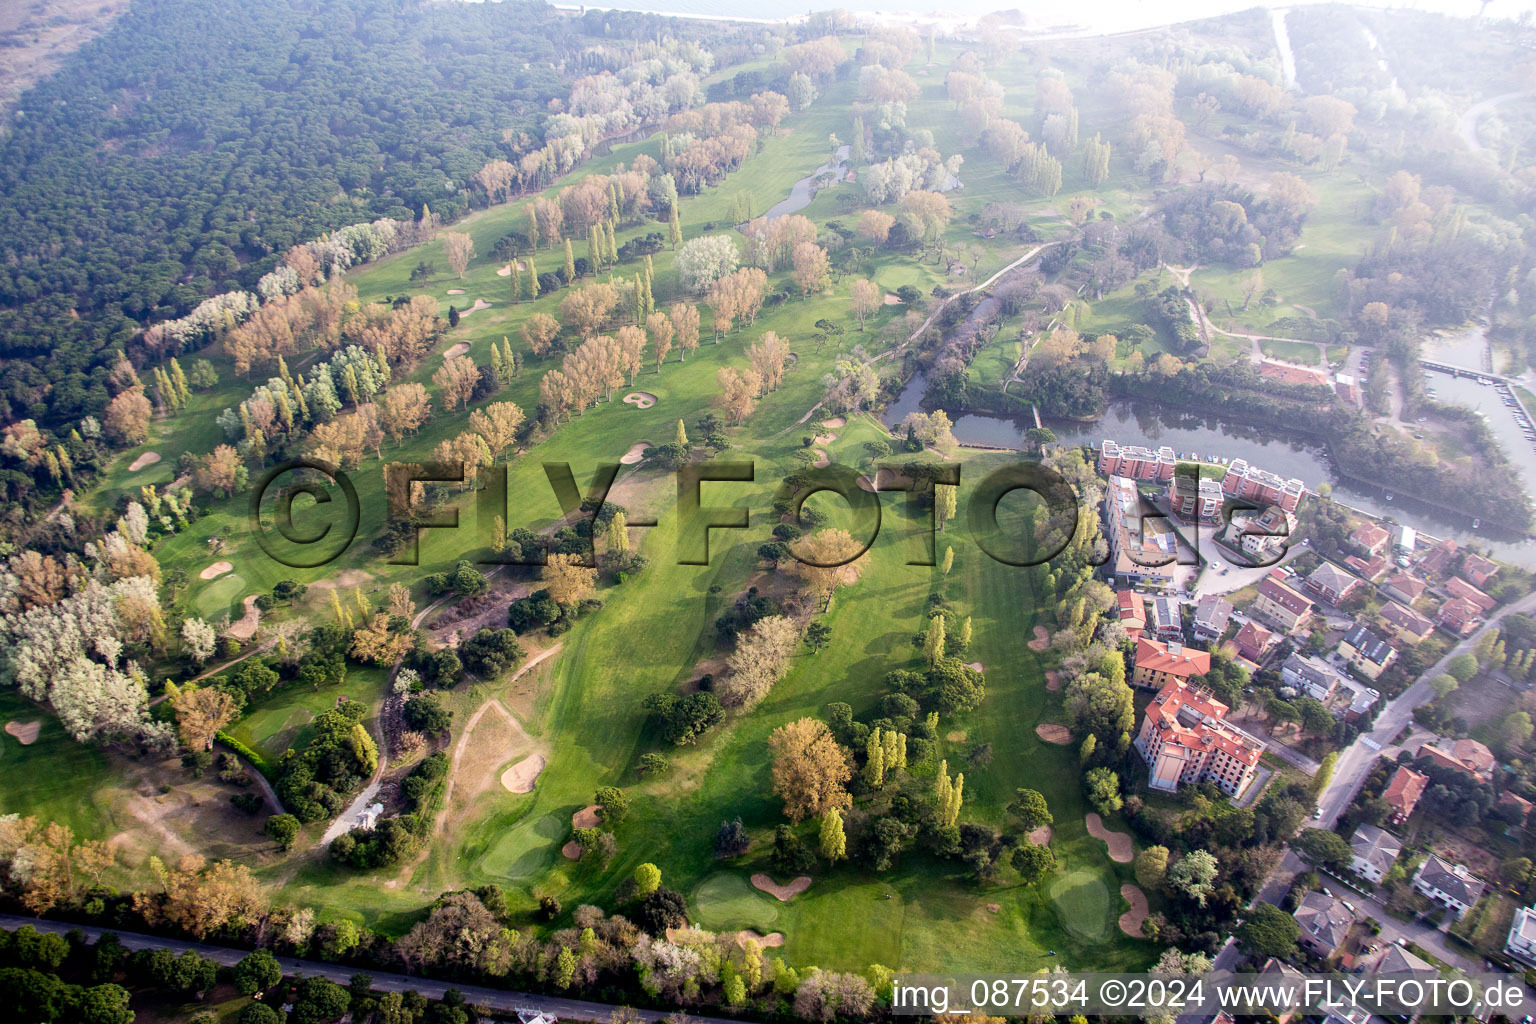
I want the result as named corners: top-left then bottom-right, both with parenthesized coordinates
top-left (469, 402), bottom-right (526, 460)
top-left (165, 681), bottom-right (239, 751)
top-left (441, 232), bottom-right (475, 279)
top-left (181, 617), bottom-right (217, 665)
top-left (676, 234), bottom-right (740, 292)
top-left (769, 717), bottom-right (853, 823)
top-left (541, 553), bottom-right (597, 607)
top-left (720, 614), bottom-right (800, 708)
top-left (792, 528), bottom-right (863, 610)
top-left (716, 366), bottom-right (763, 425)
top-left (521, 312), bottom-right (561, 358)
top-left (432, 354), bottom-right (480, 411)
top-left (850, 278), bottom-right (880, 330)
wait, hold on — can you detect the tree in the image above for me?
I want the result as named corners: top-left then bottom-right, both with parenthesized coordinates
top-left (520, 312), bottom-right (561, 357)
top-left (1084, 767), bottom-right (1122, 815)
top-left (1236, 902), bottom-right (1300, 959)
top-left (676, 234), bottom-right (740, 292)
top-left (923, 614), bottom-right (946, 667)
top-left (169, 683), bottom-right (239, 751)
top-left (541, 553), bottom-right (597, 606)
top-left (266, 814), bottom-right (300, 852)
top-left (595, 785), bottom-right (630, 826)
top-left (1012, 841), bottom-right (1055, 885)
top-left (1135, 845), bottom-right (1169, 888)
top-left (379, 383), bottom-right (430, 444)
top-left (1447, 652), bottom-right (1479, 683)
top-left (1007, 789), bottom-right (1052, 831)
top-left (432, 354), bottom-right (479, 411)
top-left (721, 614), bottom-right (800, 708)
top-left (180, 617), bottom-right (217, 665)
top-left (769, 718), bottom-right (853, 823)
top-left (791, 529), bottom-right (863, 610)
top-left (403, 693), bottom-right (451, 733)
top-left (669, 303), bottom-right (700, 361)
top-left (791, 243), bottom-right (830, 298)
top-left (805, 621), bottom-right (832, 653)
top-left (856, 210), bottom-right (894, 244)
top-left (104, 388), bottom-right (152, 444)
top-left (239, 1005), bottom-right (282, 1024)
top-left (442, 232), bottom-right (475, 279)
top-left (633, 863), bottom-right (662, 898)
top-left (1167, 849), bottom-right (1219, 906)
top-left (819, 807), bottom-right (847, 862)
top-left (232, 949), bottom-right (283, 996)
top-left (133, 855), bottom-right (264, 939)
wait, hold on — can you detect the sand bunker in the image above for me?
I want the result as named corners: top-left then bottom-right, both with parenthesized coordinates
top-left (499, 753), bottom-right (545, 794)
top-left (967, 662), bottom-right (984, 673)
top-left (736, 929), bottom-right (785, 949)
top-left (1028, 625), bottom-right (1050, 651)
top-left (572, 804), bottom-right (601, 829)
top-left (459, 298), bottom-right (493, 318)
top-left (128, 451), bottom-right (161, 472)
top-left (813, 432), bottom-right (836, 445)
top-left (446, 288), bottom-right (466, 295)
top-left (200, 561), bottom-right (233, 581)
top-left (821, 416), bottom-right (846, 429)
top-left (811, 449), bottom-right (830, 468)
top-left (619, 441), bottom-right (652, 465)
top-left (1036, 724), bottom-right (1072, 745)
top-left (1118, 884), bottom-right (1149, 938)
top-left (1086, 813), bottom-right (1134, 863)
top-left (623, 391), bottom-right (658, 409)
top-left (444, 342), bottom-right (471, 359)
top-left (5, 721), bottom-right (41, 745)
top-left (495, 262), bottom-right (522, 277)
top-left (1028, 825), bottom-right (1053, 846)
top-left (1045, 670), bottom-right (1062, 692)
top-left (883, 293), bottom-right (905, 305)
top-left (561, 840), bottom-right (582, 860)
top-left (228, 595), bottom-right (261, 641)
top-left (751, 873), bottom-right (812, 901)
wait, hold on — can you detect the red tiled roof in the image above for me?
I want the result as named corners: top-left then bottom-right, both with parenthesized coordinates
top-left (1438, 596), bottom-right (1481, 629)
top-left (1117, 589), bottom-right (1146, 627)
top-left (1382, 574), bottom-right (1426, 601)
top-left (1380, 602), bottom-right (1433, 637)
top-left (1135, 637), bottom-right (1211, 678)
top-left (1447, 576), bottom-right (1496, 614)
top-left (1384, 766), bottom-right (1428, 817)
top-left (1234, 620), bottom-right (1276, 658)
top-left (1351, 523), bottom-right (1389, 552)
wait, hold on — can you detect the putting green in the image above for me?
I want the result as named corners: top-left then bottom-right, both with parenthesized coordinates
top-left (1046, 869), bottom-right (1111, 943)
top-left (195, 573), bottom-right (246, 619)
top-left (692, 873), bottom-right (781, 932)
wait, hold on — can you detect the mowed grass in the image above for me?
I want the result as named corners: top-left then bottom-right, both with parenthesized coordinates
top-left (692, 873), bottom-right (781, 932)
top-left (224, 665), bottom-right (392, 764)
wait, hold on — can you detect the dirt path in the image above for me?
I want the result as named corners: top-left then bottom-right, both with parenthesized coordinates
top-left (1182, 293), bottom-right (1329, 365)
top-left (786, 241), bottom-right (1059, 430)
top-left (432, 643), bottom-right (563, 834)
top-left (1085, 813), bottom-right (1134, 863)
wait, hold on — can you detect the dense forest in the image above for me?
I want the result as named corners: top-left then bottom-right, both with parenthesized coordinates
top-left (0, 0), bottom-right (583, 427)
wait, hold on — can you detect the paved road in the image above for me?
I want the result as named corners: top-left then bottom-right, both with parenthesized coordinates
top-left (1313, 590), bottom-right (1536, 828)
top-left (0, 914), bottom-right (744, 1024)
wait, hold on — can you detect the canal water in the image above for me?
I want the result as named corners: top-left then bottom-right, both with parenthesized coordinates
top-left (884, 369), bottom-right (1536, 567)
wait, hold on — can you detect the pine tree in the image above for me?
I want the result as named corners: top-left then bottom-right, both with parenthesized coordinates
top-left (675, 419), bottom-right (690, 447)
top-left (819, 807), bottom-right (847, 862)
top-left (924, 614), bottom-right (946, 666)
top-left (865, 729), bottom-right (886, 787)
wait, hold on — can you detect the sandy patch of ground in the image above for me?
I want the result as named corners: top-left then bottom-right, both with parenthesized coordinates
top-left (459, 298), bottom-right (493, 318)
top-left (128, 451), bottom-right (160, 472)
top-left (821, 416), bottom-right (846, 428)
top-left (561, 840), bottom-right (582, 860)
top-left (623, 391), bottom-right (658, 409)
top-left (946, 730), bottom-right (966, 742)
top-left (1045, 670), bottom-right (1062, 691)
top-left (811, 449), bottom-right (830, 468)
top-left (5, 720), bottom-right (40, 745)
top-left (496, 262), bottom-right (524, 277)
top-left (1029, 825), bottom-right (1053, 846)
top-left (736, 929), bottom-right (785, 949)
top-left (572, 804), bottom-right (601, 829)
top-left (619, 441), bottom-right (653, 465)
top-left (446, 288), bottom-right (466, 295)
top-left (813, 432), bottom-right (836, 445)
top-left (1118, 883), bottom-right (1150, 937)
top-left (227, 595), bottom-right (261, 640)
top-left (444, 342), bottom-right (471, 359)
top-left (967, 662), bottom-right (984, 673)
top-left (199, 561), bottom-right (233, 581)
top-left (1035, 724), bottom-right (1072, 745)
top-left (1086, 813), bottom-right (1134, 863)
top-left (751, 873), bottom-right (812, 901)
top-left (986, 902), bottom-right (1000, 913)
top-left (883, 293), bottom-right (905, 305)
top-left (500, 753), bottom-right (545, 793)
top-left (1028, 625), bottom-right (1050, 651)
